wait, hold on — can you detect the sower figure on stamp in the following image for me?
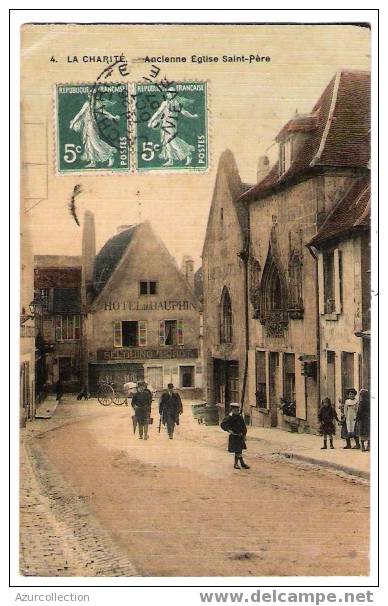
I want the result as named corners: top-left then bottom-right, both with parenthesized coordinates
top-left (221, 403), bottom-right (250, 470)
top-left (318, 397), bottom-right (339, 449)
top-left (69, 92), bottom-right (119, 168)
top-left (148, 89), bottom-right (198, 167)
top-left (159, 383), bottom-right (183, 439)
top-left (131, 381), bottom-right (152, 440)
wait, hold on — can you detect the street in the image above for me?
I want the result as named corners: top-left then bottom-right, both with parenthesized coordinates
top-left (20, 398), bottom-right (369, 577)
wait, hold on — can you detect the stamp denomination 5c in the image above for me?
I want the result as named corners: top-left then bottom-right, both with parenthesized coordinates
top-left (56, 83), bottom-right (130, 173)
top-left (134, 81), bottom-right (208, 172)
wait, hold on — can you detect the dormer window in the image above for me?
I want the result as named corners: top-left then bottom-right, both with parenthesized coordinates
top-left (279, 138), bottom-right (293, 175)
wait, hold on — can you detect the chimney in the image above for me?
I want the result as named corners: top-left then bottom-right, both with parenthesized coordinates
top-left (81, 210), bottom-right (96, 303)
top-left (181, 255), bottom-right (195, 289)
top-left (257, 155), bottom-right (270, 183)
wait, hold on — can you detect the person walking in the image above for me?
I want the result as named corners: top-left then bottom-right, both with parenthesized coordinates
top-left (159, 383), bottom-right (183, 439)
top-left (55, 379), bottom-right (63, 402)
top-left (220, 403), bottom-right (250, 469)
top-left (318, 397), bottom-right (339, 449)
top-left (131, 381), bottom-right (152, 440)
top-left (341, 388), bottom-right (360, 449)
top-left (356, 388), bottom-right (370, 452)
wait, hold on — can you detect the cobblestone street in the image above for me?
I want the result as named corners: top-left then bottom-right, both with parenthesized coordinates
top-left (20, 399), bottom-right (370, 578)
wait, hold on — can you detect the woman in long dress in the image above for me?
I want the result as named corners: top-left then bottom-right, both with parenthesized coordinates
top-left (69, 94), bottom-right (119, 168)
top-left (148, 91), bottom-right (198, 166)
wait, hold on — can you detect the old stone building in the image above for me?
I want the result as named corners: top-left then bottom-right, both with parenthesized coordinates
top-left (237, 70), bottom-right (370, 433)
top-left (20, 212), bottom-right (36, 423)
top-left (202, 150), bottom-right (252, 416)
top-left (34, 255), bottom-right (83, 394)
top-left (83, 220), bottom-right (203, 395)
top-left (308, 175), bottom-right (371, 409)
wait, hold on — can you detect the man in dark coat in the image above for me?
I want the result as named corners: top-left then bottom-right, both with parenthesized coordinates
top-left (220, 403), bottom-right (250, 469)
top-left (131, 381), bottom-right (152, 440)
top-left (159, 383), bottom-right (183, 439)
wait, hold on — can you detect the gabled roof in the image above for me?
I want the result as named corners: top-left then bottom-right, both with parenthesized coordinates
top-left (308, 176), bottom-right (370, 248)
top-left (202, 149), bottom-right (253, 256)
top-left (239, 70), bottom-right (370, 203)
top-left (93, 225), bottom-right (138, 296)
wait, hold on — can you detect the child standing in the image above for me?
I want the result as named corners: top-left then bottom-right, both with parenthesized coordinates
top-left (318, 397), bottom-right (339, 449)
top-left (220, 403), bottom-right (250, 469)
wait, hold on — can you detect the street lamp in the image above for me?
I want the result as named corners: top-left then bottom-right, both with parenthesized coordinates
top-left (20, 296), bottom-right (45, 325)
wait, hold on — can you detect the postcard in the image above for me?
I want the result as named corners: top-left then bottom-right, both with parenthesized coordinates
top-left (19, 22), bottom-right (371, 580)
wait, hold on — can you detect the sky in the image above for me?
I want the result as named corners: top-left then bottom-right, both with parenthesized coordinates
top-left (21, 23), bottom-right (370, 271)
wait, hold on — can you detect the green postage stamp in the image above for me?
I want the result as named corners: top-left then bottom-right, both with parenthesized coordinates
top-left (55, 81), bottom-right (208, 173)
top-left (134, 81), bottom-right (208, 171)
top-left (56, 83), bottom-right (130, 173)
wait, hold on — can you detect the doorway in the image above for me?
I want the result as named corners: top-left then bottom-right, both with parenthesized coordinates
top-left (213, 359), bottom-right (239, 415)
top-left (341, 351), bottom-right (355, 399)
top-left (326, 351), bottom-right (336, 405)
top-left (147, 366), bottom-right (163, 390)
top-left (268, 352), bottom-right (279, 427)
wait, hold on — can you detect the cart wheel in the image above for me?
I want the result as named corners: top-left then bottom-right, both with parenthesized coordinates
top-left (97, 384), bottom-right (114, 406)
top-left (113, 394), bottom-right (127, 406)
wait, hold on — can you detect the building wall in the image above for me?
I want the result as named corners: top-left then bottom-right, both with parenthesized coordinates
top-left (318, 236), bottom-right (365, 413)
top-left (202, 167), bottom-right (248, 411)
top-left (88, 224), bottom-right (202, 395)
top-left (247, 176), bottom-right (352, 433)
top-left (20, 213), bottom-right (35, 423)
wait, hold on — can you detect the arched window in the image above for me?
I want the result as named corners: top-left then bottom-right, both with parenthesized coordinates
top-left (220, 287), bottom-right (232, 344)
top-left (259, 245), bottom-right (288, 336)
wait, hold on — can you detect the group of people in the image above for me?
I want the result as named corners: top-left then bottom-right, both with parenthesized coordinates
top-left (318, 387), bottom-right (370, 451)
top-left (130, 381), bottom-right (183, 440)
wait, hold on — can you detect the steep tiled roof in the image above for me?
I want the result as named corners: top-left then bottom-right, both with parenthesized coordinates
top-left (239, 70), bottom-right (370, 203)
top-left (52, 287), bottom-right (81, 313)
top-left (93, 225), bottom-right (138, 296)
top-left (308, 176), bottom-right (370, 247)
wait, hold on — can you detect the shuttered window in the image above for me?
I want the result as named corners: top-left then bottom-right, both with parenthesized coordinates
top-left (177, 320), bottom-right (184, 345)
top-left (159, 320), bottom-right (166, 346)
top-left (113, 321), bottom-right (122, 347)
top-left (138, 321), bottom-right (147, 346)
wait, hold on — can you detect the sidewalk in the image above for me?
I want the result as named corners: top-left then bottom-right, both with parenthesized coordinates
top-left (246, 425), bottom-right (370, 480)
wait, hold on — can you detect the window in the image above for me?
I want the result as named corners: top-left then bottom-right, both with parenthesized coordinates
top-left (113, 321), bottom-right (147, 347)
top-left (180, 365), bottom-right (194, 388)
top-left (283, 353), bottom-right (296, 405)
top-left (139, 281), bottom-right (157, 295)
top-left (323, 251), bottom-right (335, 314)
top-left (38, 288), bottom-right (49, 310)
top-left (159, 320), bottom-right (184, 346)
top-left (322, 249), bottom-right (342, 314)
top-left (255, 351), bottom-right (267, 408)
top-left (55, 315), bottom-right (81, 341)
top-left (288, 252), bottom-right (303, 311)
top-left (220, 287), bottom-right (232, 344)
top-left (279, 139), bottom-right (293, 175)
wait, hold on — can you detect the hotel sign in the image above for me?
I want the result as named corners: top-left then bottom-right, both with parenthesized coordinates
top-left (97, 348), bottom-right (199, 361)
top-left (104, 300), bottom-right (196, 311)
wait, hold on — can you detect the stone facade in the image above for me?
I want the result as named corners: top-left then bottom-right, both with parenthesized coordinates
top-left (34, 256), bottom-right (83, 394)
top-left (202, 150), bottom-right (251, 416)
top-left (85, 221), bottom-right (203, 396)
top-left (245, 176), bottom-right (353, 433)
top-left (20, 211), bottom-right (35, 423)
